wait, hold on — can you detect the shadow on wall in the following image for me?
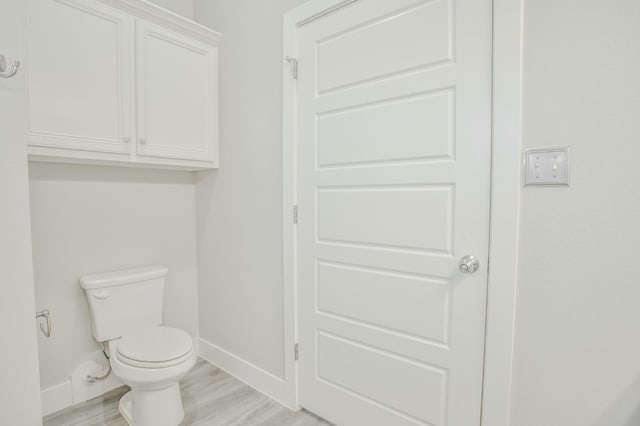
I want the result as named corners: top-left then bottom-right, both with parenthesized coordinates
top-left (592, 377), bottom-right (640, 426)
top-left (28, 161), bottom-right (196, 185)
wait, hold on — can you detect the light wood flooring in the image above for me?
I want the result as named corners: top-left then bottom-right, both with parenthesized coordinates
top-left (43, 358), bottom-right (331, 426)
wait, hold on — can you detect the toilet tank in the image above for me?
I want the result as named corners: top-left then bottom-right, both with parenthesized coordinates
top-left (80, 266), bottom-right (168, 342)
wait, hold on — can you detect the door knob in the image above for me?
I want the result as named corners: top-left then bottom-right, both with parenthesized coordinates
top-left (458, 255), bottom-right (480, 274)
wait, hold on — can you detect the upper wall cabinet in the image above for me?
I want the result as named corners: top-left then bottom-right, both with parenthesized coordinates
top-left (25, 0), bottom-right (134, 156)
top-left (136, 21), bottom-right (217, 163)
top-left (25, 0), bottom-right (221, 170)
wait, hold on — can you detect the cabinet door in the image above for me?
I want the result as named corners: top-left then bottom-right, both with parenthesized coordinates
top-left (136, 21), bottom-right (218, 163)
top-left (25, 0), bottom-right (134, 154)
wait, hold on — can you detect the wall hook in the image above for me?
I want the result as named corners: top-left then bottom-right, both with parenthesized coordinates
top-left (36, 310), bottom-right (51, 338)
top-left (0, 54), bottom-right (20, 79)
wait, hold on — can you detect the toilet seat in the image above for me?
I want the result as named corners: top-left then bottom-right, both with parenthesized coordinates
top-left (117, 326), bottom-right (193, 369)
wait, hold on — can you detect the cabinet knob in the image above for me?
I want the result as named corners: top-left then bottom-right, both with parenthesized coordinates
top-left (139, 138), bottom-right (147, 145)
top-left (122, 137), bottom-right (130, 143)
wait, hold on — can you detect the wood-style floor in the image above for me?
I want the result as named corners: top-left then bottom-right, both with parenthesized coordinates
top-left (43, 358), bottom-right (331, 426)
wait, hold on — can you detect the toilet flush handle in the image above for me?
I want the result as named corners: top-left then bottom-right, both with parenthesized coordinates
top-left (94, 290), bottom-right (110, 300)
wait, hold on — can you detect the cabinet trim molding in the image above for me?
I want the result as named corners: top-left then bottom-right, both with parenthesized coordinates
top-left (100, 0), bottom-right (222, 44)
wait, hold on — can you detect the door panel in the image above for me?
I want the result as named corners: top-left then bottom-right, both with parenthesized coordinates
top-left (317, 261), bottom-right (450, 343)
top-left (316, 0), bottom-right (453, 93)
top-left (296, 0), bottom-right (492, 425)
top-left (318, 331), bottom-right (447, 425)
top-left (317, 186), bottom-right (453, 251)
top-left (317, 90), bottom-right (454, 167)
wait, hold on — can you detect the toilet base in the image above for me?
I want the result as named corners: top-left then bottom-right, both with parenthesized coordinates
top-left (118, 384), bottom-right (185, 426)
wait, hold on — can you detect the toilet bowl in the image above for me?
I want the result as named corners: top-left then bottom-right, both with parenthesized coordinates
top-left (81, 266), bottom-right (195, 426)
top-left (110, 326), bottom-right (197, 425)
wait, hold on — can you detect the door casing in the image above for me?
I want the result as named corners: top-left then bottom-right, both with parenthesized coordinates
top-left (281, 1), bottom-right (524, 425)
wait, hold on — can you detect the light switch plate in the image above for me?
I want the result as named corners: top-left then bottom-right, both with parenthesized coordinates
top-left (524, 147), bottom-right (570, 186)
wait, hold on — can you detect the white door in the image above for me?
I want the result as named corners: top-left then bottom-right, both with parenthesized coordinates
top-left (136, 21), bottom-right (218, 163)
top-left (0, 0), bottom-right (43, 423)
top-left (295, 1), bottom-right (492, 425)
top-left (25, 0), bottom-right (134, 154)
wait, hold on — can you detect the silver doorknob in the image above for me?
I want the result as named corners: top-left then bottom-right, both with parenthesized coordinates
top-left (458, 255), bottom-right (480, 274)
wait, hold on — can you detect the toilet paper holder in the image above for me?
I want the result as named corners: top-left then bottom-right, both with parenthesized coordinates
top-left (36, 310), bottom-right (51, 338)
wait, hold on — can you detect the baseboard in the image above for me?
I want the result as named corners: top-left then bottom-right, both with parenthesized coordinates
top-left (41, 372), bottom-right (124, 417)
top-left (198, 337), bottom-right (294, 409)
top-left (41, 350), bottom-right (125, 417)
top-left (41, 381), bottom-right (73, 417)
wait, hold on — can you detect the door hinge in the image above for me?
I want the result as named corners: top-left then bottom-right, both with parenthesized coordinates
top-left (293, 205), bottom-right (298, 224)
top-left (294, 343), bottom-right (299, 361)
top-left (285, 56), bottom-right (298, 80)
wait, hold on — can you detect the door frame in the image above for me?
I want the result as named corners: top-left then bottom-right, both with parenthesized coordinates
top-left (281, 1), bottom-right (524, 424)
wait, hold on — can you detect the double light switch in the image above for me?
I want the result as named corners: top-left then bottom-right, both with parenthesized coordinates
top-left (524, 147), bottom-right (570, 186)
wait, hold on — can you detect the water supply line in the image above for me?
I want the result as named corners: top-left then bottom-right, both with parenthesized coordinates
top-left (86, 342), bottom-right (112, 383)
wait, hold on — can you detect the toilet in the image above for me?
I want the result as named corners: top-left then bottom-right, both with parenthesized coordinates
top-left (80, 266), bottom-right (196, 426)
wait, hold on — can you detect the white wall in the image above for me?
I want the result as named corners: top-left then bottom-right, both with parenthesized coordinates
top-left (29, 163), bottom-right (200, 391)
top-left (193, 0), bottom-right (306, 379)
top-left (147, 0), bottom-right (193, 19)
top-left (510, 1), bottom-right (640, 425)
top-left (0, 1), bottom-right (43, 423)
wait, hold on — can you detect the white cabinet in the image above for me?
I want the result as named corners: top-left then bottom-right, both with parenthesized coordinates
top-left (25, 0), bottom-right (220, 170)
top-left (136, 21), bottom-right (218, 163)
top-left (25, 0), bottom-right (134, 155)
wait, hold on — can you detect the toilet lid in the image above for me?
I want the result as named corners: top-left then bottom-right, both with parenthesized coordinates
top-left (117, 326), bottom-right (193, 364)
